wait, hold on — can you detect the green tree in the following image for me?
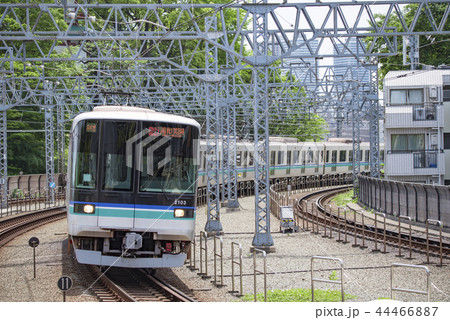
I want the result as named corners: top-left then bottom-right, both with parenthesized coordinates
top-left (369, 3), bottom-right (450, 82)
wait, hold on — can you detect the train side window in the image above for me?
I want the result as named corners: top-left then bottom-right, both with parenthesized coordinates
top-left (203, 152), bottom-right (207, 170)
top-left (294, 151), bottom-right (299, 164)
top-left (243, 151), bottom-right (248, 166)
top-left (326, 150), bottom-right (329, 163)
top-left (331, 150), bottom-right (337, 163)
top-left (249, 152), bottom-right (254, 166)
top-left (307, 150), bottom-right (313, 164)
top-left (315, 151), bottom-right (319, 164)
top-left (349, 150), bottom-right (353, 162)
top-left (365, 150), bottom-right (370, 162)
top-left (339, 150), bottom-right (346, 162)
top-left (301, 151), bottom-right (306, 164)
top-left (236, 152), bottom-right (241, 166)
top-left (277, 151), bottom-right (284, 164)
top-left (287, 151), bottom-right (292, 165)
top-left (270, 151), bottom-right (276, 165)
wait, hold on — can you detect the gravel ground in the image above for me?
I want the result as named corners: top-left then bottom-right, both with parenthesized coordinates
top-left (1, 195), bottom-right (449, 302)
top-left (169, 196), bottom-right (450, 302)
top-left (0, 218), bottom-right (97, 302)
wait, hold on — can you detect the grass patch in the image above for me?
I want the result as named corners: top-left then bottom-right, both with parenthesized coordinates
top-left (332, 190), bottom-right (357, 207)
top-left (239, 288), bottom-right (357, 302)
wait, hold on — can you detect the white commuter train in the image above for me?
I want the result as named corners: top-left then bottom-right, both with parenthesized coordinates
top-left (197, 137), bottom-right (384, 189)
top-left (67, 106), bottom-right (201, 268)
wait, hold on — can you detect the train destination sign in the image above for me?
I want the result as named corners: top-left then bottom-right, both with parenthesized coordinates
top-left (148, 126), bottom-right (185, 138)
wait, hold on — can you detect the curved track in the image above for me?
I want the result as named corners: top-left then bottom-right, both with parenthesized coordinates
top-left (0, 207), bottom-right (66, 247)
top-left (291, 187), bottom-right (450, 262)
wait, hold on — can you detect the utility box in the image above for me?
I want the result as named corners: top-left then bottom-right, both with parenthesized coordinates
top-left (279, 206), bottom-right (299, 233)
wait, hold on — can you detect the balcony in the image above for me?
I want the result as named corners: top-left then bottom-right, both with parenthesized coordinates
top-left (385, 150), bottom-right (444, 176)
top-left (412, 151), bottom-right (438, 168)
top-left (385, 103), bottom-right (443, 128)
top-left (412, 104), bottom-right (436, 121)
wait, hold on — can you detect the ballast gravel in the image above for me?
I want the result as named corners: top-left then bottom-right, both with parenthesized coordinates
top-left (1, 195), bottom-right (449, 302)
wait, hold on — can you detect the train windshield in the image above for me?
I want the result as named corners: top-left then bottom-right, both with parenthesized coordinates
top-left (72, 120), bottom-right (100, 189)
top-left (139, 122), bottom-right (198, 194)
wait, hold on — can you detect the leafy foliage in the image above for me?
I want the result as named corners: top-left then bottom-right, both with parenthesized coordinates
top-left (368, 3), bottom-right (450, 84)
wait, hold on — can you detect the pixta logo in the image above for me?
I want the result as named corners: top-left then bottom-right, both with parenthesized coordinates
top-left (125, 128), bottom-right (172, 174)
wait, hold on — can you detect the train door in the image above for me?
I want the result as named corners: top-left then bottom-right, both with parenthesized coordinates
top-left (97, 121), bottom-right (137, 229)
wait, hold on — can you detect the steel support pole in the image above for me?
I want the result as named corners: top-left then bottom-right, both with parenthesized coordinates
top-left (204, 17), bottom-right (223, 235)
top-left (351, 78), bottom-right (361, 198)
top-left (367, 61), bottom-right (380, 178)
top-left (44, 81), bottom-right (55, 204)
top-left (249, 1), bottom-right (274, 251)
top-left (0, 109), bottom-right (7, 207)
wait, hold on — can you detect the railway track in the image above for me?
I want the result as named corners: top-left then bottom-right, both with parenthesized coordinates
top-left (289, 186), bottom-right (450, 262)
top-left (0, 206), bottom-right (66, 247)
top-left (81, 265), bottom-right (196, 302)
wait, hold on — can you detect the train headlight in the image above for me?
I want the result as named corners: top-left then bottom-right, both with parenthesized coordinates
top-left (83, 204), bottom-right (95, 214)
top-left (74, 203), bottom-right (96, 214)
top-left (173, 208), bottom-right (194, 218)
top-left (174, 209), bottom-right (186, 218)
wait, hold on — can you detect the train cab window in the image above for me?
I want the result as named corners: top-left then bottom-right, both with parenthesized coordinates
top-left (339, 151), bottom-right (346, 162)
top-left (243, 151), bottom-right (248, 166)
top-left (139, 122), bottom-right (198, 194)
top-left (277, 151), bottom-right (284, 165)
top-left (72, 120), bottom-right (100, 189)
top-left (102, 121), bottom-right (136, 191)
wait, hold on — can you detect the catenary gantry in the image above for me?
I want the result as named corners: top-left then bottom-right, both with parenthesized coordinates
top-left (0, 0), bottom-right (449, 250)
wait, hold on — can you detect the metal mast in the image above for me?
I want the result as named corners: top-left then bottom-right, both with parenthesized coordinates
top-left (248, 1), bottom-right (275, 251)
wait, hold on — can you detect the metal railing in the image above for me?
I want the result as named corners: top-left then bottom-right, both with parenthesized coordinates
top-left (253, 248), bottom-right (267, 302)
top-left (197, 231), bottom-right (211, 279)
top-left (229, 242), bottom-right (243, 297)
top-left (413, 151), bottom-right (438, 168)
top-left (212, 235), bottom-right (225, 287)
top-left (391, 263), bottom-right (431, 301)
top-left (412, 104), bottom-right (436, 121)
top-left (426, 219), bottom-right (444, 266)
top-left (311, 256), bottom-right (345, 302)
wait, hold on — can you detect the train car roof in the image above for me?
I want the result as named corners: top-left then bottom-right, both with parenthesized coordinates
top-left (72, 106), bottom-right (201, 130)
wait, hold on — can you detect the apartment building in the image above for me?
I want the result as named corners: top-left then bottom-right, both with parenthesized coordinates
top-left (383, 68), bottom-right (450, 185)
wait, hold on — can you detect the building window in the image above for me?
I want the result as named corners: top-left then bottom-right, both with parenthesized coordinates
top-left (391, 134), bottom-right (425, 152)
top-left (390, 89), bottom-right (423, 105)
top-left (444, 85), bottom-right (450, 102)
top-left (444, 133), bottom-right (450, 150)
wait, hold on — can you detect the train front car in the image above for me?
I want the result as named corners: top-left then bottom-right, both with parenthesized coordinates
top-left (67, 106), bottom-right (200, 268)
